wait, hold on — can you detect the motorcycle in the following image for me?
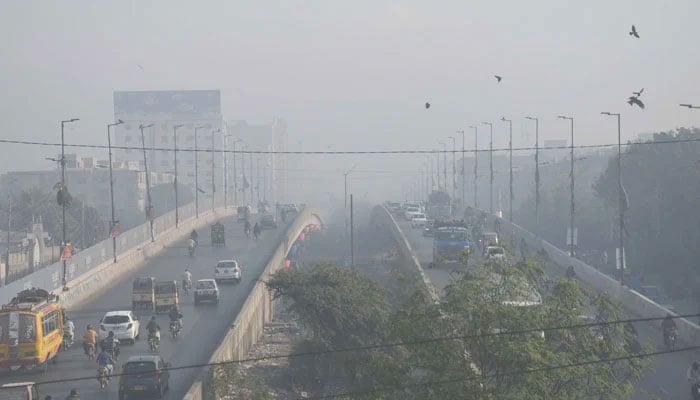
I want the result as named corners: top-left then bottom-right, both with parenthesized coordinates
top-left (664, 327), bottom-right (677, 350)
top-left (85, 342), bottom-right (96, 360)
top-left (169, 320), bottom-right (181, 338)
top-left (98, 365), bottom-right (110, 390)
top-left (182, 279), bottom-right (192, 296)
top-left (188, 240), bottom-right (196, 257)
top-left (148, 333), bottom-right (160, 353)
top-left (692, 381), bottom-right (700, 400)
top-left (62, 332), bottom-right (74, 351)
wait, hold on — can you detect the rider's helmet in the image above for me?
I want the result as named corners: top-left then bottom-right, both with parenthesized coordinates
top-left (107, 331), bottom-right (114, 338)
top-left (151, 316), bottom-right (157, 321)
top-left (171, 305), bottom-right (179, 312)
top-left (87, 324), bottom-right (92, 330)
top-left (70, 389), bottom-right (79, 396)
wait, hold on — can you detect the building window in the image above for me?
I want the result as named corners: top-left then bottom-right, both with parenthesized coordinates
top-left (124, 136), bottom-right (132, 143)
top-left (186, 159), bottom-right (193, 165)
top-left (186, 135), bottom-right (194, 142)
top-left (161, 136), bottom-right (169, 143)
top-left (124, 124), bottom-right (132, 130)
top-left (161, 150), bottom-right (168, 156)
top-left (160, 159), bottom-right (169, 167)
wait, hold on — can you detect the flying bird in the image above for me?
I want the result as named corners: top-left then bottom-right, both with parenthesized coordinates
top-left (494, 75), bottom-right (502, 83)
top-left (627, 96), bottom-right (645, 109)
top-left (629, 25), bottom-right (639, 38)
top-left (137, 64), bottom-right (144, 70)
top-left (425, 102), bottom-right (431, 109)
top-left (632, 88), bottom-right (644, 97)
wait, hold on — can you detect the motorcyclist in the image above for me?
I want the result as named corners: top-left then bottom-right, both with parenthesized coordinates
top-left (146, 316), bottom-right (161, 342)
top-left (183, 268), bottom-right (193, 291)
top-left (566, 265), bottom-right (576, 279)
top-left (96, 347), bottom-right (115, 379)
top-left (83, 324), bottom-right (98, 355)
top-left (661, 313), bottom-right (678, 345)
top-left (99, 331), bottom-right (120, 359)
top-left (689, 361), bottom-right (700, 381)
top-left (63, 316), bottom-right (75, 345)
top-left (190, 229), bottom-right (199, 245)
top-left (169, 305), bottom-right (183, 331)
top-left (65, 389), bottom-right (80, 400)
top-left (244, 220), bottom-right (252, 238)
top-left (253, 222), bottom-right (261, 240)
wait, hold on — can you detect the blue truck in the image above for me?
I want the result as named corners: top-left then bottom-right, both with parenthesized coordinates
top-left (431, 220), bottom-right (472, 267)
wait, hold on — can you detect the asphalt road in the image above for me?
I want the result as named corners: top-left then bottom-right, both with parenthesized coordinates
top-left (394, 217), bottom-right (699, 400)
top-left (0, 215), bottom-right (288, 400)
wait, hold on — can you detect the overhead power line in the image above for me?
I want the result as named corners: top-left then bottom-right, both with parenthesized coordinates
top-left (30, 312), bottom-right (698, 388)
top-left (2, 135), bottom-right (700, 156)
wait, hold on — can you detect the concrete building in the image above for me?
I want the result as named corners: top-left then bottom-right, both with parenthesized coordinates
top-left (227, 118), bottom-right (288, 205)
top-left (112, 90), bottom-right (223, 192)
top-left (0, 155), bottom-right (174, 229)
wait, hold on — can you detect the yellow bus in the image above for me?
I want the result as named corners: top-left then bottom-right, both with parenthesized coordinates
top-left (0, 288), bottom-right (64, 372)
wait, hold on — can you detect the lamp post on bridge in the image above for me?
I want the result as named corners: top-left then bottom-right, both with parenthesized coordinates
top-left (558, 115), bottom-right (575, 258)
top-left (107, 119), bottom-right (124, 263)
top-left (481, 122), bottom-right (494, 214)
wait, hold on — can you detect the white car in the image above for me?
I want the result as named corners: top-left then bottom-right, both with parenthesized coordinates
top-left (99, 310), bottom-right (140, 344)
top-left (194, 279), bottom-right (220, 305)
top-left (411, 213), bottom-right (428, 228)
top-left (484, 246), bottom-right (507, 262)
top-left (404, 207), bottom-right (421, 221)
top-left (215, 260), bottom-right (242, 283)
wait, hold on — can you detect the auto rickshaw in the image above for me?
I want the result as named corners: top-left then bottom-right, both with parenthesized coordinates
top-left (132, 277), bottom-right (156, 310)
top-left (154, 280), bottom-right (179, 313)
top-left (211, 222), bottom-right (225, 247)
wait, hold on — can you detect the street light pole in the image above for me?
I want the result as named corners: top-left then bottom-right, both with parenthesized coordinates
top-left (211, 129), bottom-right (221, 211)
top-left (501, 117), bottom-right (513, 221)
top-left (602, 111), bottom-right (624, 284)
top-left (525, 116), bottom-right (540, 221)
top-left (469, 126), bottom-right (478, 208)
top-left (449, 135), bottom-right (457, 215)
top-left (107, 119), bottom-right (124, 263)
top-left (680, 104), bottom-right (700, 109)
top-left (173, 124), bottom-right (184, 227)
top-left (558, 115), bottom-right (575, 257)
top-left (231, 139), bottom-right (242, 207)
top-left (139, 123), bottom-right (155, 241)
top-left (60, 118), bottom-right (79, 287)
top-left (481, 122), bottom-right (494, 214)
top-left (194, 126), bottom-right (205, 218)
top-left (460, 130), bottom-right (465, 212)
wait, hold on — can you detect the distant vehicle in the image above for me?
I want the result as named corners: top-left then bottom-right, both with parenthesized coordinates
top-left (482, 232), bottom-right (499, 248)
top-left (194, 279), bottom-right (219, 305)
top-left (281, 203), bottom-right (299, 213)
top-left (0, 288), bottom-right (63, 372)
top-left (404, 207), bottom-right (422, 221)
top-left (411, 213), bottom-right (428, 228)
top-left (427, 191), bottom-right (452, 220)
top-left (484, 246), bottom-right (507, 262)
top-left (237, 205), bottom-right (251, 221)
top-left (0, 382), bottom-right (39, 400)
top-left (422, 220), bottom-right (435, 237)
top-left (118, 355), bottom-right (171, 400)
top-left (432, 220), bottom-right (471, 267)
top-left (385, 201), bottom-right (401, 213)
top-left (260, 213), bottom-right (278, 229)
top-left (132, 277), bottom-right (155, 311)
top-left (215, 260), bottom-right (242, 283)
top-left (154, 281), bottom-right (179, 313)
top-left (211, 222), bottom-right (225, 247)
top-left (99, 311), bottom-right (140, 344)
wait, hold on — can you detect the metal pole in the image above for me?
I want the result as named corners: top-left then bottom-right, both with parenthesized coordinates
top-left (140, 124), bottom-right (154, 241)
top-left (344, 173), bottom-right (348, 240)
top-left (469, 126), bottom-right (478, 208)
top-left (481, 122), bottom-right (494, 214)
top-left (602, 112), bottom-right (624, 284)
top-left (559, 116), bottom-right (575, 257)
top-left (107, 120), bottom-right (123, 263)
top-left (249, 152), bottom-right (254, 206)
top-left (449, 136), bottom-right (456, 215)
top-left (173, 124), bottom-right (184, 227)
top-left (526, 116), bottom-right (541, 222)
top-left (232, 140), bottom-right (238, 207)
top-left (223, 136), bottom-right (228, 209)
top-left (461, 130), bottom-right (465, 212)
top-left (59, 118), bottom-right (78, 287)
top-left (194, 126), bottom-right (204, 218)
top-left (6, 195), bottom-right (11, 285)
top-left (256, 158), bottom-right (261, 205)
top-left (501, 118), bottom-right (513, 221)
top-left (212, 129), bottom-right (220, 211)
top-left (350, 194), bottom-right (355, 268)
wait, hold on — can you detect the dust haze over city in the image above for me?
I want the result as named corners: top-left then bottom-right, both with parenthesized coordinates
top-left (2, 1), bottom-right (700, 399)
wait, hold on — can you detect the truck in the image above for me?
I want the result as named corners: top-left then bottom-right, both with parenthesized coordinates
top-left (431, 220), bottom-right (472, 267)
top-left (427, 191), bottom-right (451, 220)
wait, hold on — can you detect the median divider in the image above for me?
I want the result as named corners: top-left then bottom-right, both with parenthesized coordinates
top-left (183, 207), bottom-right (323, 400)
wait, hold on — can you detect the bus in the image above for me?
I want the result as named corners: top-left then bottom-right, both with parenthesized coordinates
top-left (0, 288), bottom-right (64, 372)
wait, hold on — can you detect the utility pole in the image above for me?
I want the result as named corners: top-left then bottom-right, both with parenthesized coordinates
top-left (602, 112), bottom-right (624, 284)
top-left (249, 151), bottom-right (254, 206)
top-left (60, 118), bottom-right (79, 287)
top-left (107, 119), bottom-right (124, 263)
top-left (501, 117), bottom-right (513, 221)
top-left (5, 195), bottom-right (11, 285)
top-left (449, 136), bottom-right (457, 215)
top-left (459, 130), bottom-right (465, 211)
top-left (440, 142), bottom-right (448, 197)
top-left (558, 116), bottom-right (575, 257)
top-left (193, 126), bottom-right (205, 218)
top-left (139, 123), bottom-right (155, 241)
top-left (173, 124), bottom-right (184, 227)
top-left (256, 158), bottom-right (261, 205)
top-left (350, 194), bottom-right (355, 268)
top-left (231, 139), bottom-right (241, 207)
top-left (481, 122), bottom-right (494, 214)
top-left (469, 126), bottom-right (478, 208)
top-left (211, 129), bottom-right (221, 211)
top-left (525, 116), bottom-right (540, 221)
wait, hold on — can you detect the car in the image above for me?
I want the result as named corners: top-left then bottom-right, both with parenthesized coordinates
top-left (411, 213), bottom-right (428, 228)
top-left (215, 260), bottom-right (242, 283)
top-left (404, 207), bottom-right (421, 221)
top-left (99, 310), bottom-right (140, 344)
top-left (423, 220), bottom-right (435, 237)
top-left (484, 246), bottom-right (507, 262)
top-left (482, 232), bottom-right (499, 248)
top-left (194, 279), bottom-right (219, 305)
top-left (281, 203), bottom-right (299, 213)
top-left (118, 355), bottom-right (171, 400)
top-left (260, 214), bottom-right (278, 229)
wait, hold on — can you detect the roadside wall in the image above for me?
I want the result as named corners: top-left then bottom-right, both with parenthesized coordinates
top-left (183, 207), bottom-right (323, 400)
top-left (472, 207), bottom-right (700, 346)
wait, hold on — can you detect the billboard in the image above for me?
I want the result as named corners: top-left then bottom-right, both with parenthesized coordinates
top-left (114, 90), bottom-right (221, 116)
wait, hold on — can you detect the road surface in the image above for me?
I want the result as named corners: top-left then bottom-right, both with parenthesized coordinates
top-left (0, 215), bottom-right (289, 400)
top-left (394, 217), bottom-right (699, 400)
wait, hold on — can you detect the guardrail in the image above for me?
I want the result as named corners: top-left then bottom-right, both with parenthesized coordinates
top-left (183, 207), bottom-right (323, 400)
top-left (471, 207), bottom-right (700, 347)
top-left (0, 199), bottom-right (228, 305)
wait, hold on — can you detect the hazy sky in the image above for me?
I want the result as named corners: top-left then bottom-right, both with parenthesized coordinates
top-left (2, 0), bottom-right (699, 200)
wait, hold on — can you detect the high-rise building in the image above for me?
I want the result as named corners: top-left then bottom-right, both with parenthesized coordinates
top-left (112, 90), bottom-right (223, 187)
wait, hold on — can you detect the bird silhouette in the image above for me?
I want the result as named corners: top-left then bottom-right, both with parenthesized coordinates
top-left (627, 96), bottom-right (645, 109)
top-left (494, 75), bottom-right (502, 83)
top-left (629, 25), bottom-right (639, 38)
top-left (137, 64), bottom-right (144, 70)
top-left (425, 102), bottom-right (431, 109)
top-left (632, 88), bottom-right (644, 97)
